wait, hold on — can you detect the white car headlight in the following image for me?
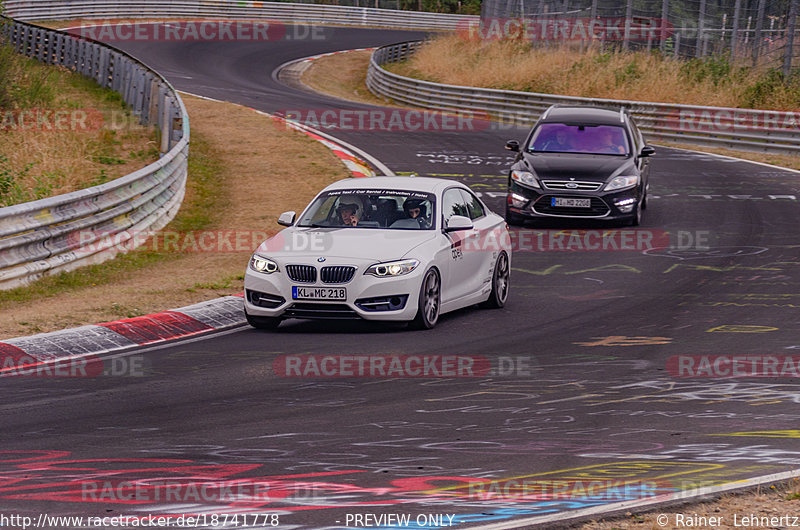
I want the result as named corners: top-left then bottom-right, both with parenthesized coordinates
top-left (605, 175), bottom-right (639, 191)
top-left (511, 170), bottom-right (540, 189)
top-left (365, 259), bottom-right (420, 277)
top-left (250, 255), bottom-right (278, 274)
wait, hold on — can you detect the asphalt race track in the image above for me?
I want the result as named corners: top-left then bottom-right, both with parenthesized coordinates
top-left (2, 23), bottom-right (800, 529)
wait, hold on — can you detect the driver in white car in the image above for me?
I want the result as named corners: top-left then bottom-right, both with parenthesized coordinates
top-left (403, 198), bottom-right (429, 228)
top-left (336, 202), bottom-right (361, 227)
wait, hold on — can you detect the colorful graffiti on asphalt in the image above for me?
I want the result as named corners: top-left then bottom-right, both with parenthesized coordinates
top-left (0, 450), bottom-right (775, 527)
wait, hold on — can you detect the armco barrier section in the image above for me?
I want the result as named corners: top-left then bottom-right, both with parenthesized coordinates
top-left (0, 15), bottom-right (189, 289)
top-left (3, 0), bottom-right (477, 31)
top-left (367, 41), bottom-right (800, 155)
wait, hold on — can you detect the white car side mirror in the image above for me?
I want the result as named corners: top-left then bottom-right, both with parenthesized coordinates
top-left (278, 211), bottom-right (296, 227)
top-left (445, 215), bottom-right (473, 232)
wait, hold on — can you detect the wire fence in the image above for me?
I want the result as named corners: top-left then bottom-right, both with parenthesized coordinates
top-left (481, 0), bottom-right (800, 75)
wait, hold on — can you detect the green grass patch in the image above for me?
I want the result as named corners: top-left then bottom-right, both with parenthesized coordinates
top-left (0, 129), bottom-right (227, 306)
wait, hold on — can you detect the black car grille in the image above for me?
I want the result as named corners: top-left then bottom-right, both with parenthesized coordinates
top-left (286, 265), bottom-right (317, 283)
top-left (533, 195), bottom-right (611, 217)
top-left (321, 266), bottom-right (356, 284)
top-left (542, 180), bottom-right (602, 191)
top-left (283, 303), bottom-right (360, 320)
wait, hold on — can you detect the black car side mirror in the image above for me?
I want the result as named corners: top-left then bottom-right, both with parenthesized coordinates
top-left (505, 140), bottom-right (520, 152)
top-left (640, 145), bottom-right (656, 157)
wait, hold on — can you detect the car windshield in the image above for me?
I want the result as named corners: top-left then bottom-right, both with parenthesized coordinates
top-left (528, 123), bottom-right (630, 156)
top-left (297, 189), bottom-right (437, 230)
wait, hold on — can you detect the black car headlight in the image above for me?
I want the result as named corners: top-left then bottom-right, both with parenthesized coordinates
top-left (511, 170), bottom-right (540, 189)
top-left (604, 175), bottom-right (639, 192)
top-left (365, 259), bottom-right (420, 277)
top-left (250, 255), bottom-right (278, 274)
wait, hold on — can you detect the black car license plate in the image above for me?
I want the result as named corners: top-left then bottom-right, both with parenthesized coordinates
top-left (552, 197), bottom-right (591, 208)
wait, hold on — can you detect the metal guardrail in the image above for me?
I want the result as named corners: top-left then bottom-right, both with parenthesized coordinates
top-left (367, 41), bottom-right (800, 155)
top-left (0, 15), bottom-right (189, 289)
top-left (3, 1), bottom-right (477, 31)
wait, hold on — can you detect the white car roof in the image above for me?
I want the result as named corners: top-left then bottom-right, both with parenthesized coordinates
top-left (322, 176), bottom-right (464, 195)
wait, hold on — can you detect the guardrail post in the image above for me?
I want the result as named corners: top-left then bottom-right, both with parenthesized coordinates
top-left (783, 0), bottom-right (799, 78)
top-left (752, 0), bottom-right (766, 66)
top-left (730, 0), bottom-right (742, 60)
top-left (160, 88), bottom-right (170, 154)
top-left (98, 47), bottom-right (111, 88)
top-left (695, 0), bottom-right (707, 58)
top-left (111, 52), bottom-right (123, 93)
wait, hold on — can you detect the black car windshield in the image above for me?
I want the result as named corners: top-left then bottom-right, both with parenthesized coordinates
top-left (297, 189), bottom-right (436, 230)
top-left (528, 123), bottom-right (630, 155)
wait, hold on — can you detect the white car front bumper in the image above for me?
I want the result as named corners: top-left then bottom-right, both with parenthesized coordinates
top-left (244, 258), bottom-right (425, 322)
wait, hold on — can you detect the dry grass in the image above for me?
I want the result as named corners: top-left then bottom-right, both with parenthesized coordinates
top-left (0, 95), bottom-right (349, 338)
top-left (388, 34), bottom-right (800, 111)
top-left (0, 48), bottom-right (158, 205)
top-left (302, 49), bottom-right (391, 107)
top-left (304, 49), bottom-right (800, 171)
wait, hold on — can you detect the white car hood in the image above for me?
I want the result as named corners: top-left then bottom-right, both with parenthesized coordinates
top-left (255, 227), bottom-right (437, 262)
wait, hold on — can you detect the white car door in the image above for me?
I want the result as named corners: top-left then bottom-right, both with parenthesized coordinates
top-left (458, 188), bottom-right (496, 297)
top-left (441, 187), bottom-right (483, 303)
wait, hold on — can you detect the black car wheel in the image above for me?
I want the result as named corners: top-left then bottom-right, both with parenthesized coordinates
top-left (246, 311), bottom-right (281, 330)
top-left (480, 251), bottom-right (510, 309)
top-left (411, 269), bottom-right (440, 330)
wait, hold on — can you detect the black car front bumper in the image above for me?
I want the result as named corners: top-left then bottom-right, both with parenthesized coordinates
top-left (508, 181), bottom-right (642, 221)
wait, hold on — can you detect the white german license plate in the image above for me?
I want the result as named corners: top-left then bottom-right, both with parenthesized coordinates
top-left (292, 286), bottom-right (347, 300)
top-left (552, 197), bottom-right (591, 208)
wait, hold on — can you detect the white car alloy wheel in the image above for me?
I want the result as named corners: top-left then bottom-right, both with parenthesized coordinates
top-left (482, 251), bottom-right (510, 309)
top-left (412, 269), bottom-right (440, 329)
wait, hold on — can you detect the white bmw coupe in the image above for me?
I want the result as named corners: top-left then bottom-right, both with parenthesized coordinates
top-left (244, 176), bottom-right (511, 330)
